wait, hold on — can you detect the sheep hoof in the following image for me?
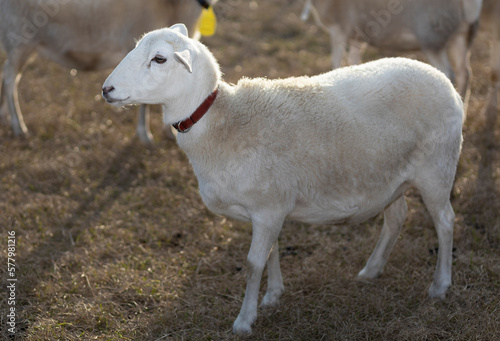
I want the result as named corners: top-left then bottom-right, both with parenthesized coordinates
top-left (260, 288), bottom-right (284, 308)
top-left (13, 128), bottom-right (30, 139)
top-left (232, 316), bottom-right (253, 335)
top-left (357, 267), bottom-right (382, 280)
top-left (11, 121), bottom-right (29, 138)
top-left (428, 281), bottom-right (450, 299)
top-left (137, 129), bottom-right (154, 145)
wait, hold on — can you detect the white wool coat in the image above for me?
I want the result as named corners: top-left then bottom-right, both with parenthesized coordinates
top-left (182, 58), bottom-right (463, 225)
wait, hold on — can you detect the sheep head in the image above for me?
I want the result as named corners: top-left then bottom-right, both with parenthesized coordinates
top-left (102, 24), bottom-right (195, 107)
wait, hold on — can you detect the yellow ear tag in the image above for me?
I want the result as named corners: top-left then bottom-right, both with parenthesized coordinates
top-left (198, 6), bottom-right (217, 37)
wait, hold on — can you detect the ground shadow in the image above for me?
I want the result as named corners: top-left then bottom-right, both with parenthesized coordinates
top-left (469, 86), bottom-right (500, 239)
top-left (6, 139), bottom-right (161, 340)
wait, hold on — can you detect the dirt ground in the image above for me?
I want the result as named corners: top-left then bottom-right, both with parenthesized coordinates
top-left (1, 0), bottom-right (499, 340)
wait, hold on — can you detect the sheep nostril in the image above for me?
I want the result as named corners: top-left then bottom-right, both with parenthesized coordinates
top-left (102, 86), bottom-right (115, 95)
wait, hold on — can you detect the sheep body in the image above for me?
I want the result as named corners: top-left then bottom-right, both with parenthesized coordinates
top-left (194, 69), bottom-right (460, 225)
top-left (0, 0), bottom-right (208, 141)
top-left (102, 26), bottom-right (464, 334)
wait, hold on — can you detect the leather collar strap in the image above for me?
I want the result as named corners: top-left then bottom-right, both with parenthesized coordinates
top-left (196, 0), bottom-right (211, 9)
top-left (173, 88), bottom-right (219, 133)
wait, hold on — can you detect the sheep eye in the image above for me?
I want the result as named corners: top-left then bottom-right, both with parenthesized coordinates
top-left (152, 56), bottom-right (167, 64)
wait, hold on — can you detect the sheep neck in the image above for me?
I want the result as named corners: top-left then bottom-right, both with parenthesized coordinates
top-left (172, 87), bottom-right (219, 133)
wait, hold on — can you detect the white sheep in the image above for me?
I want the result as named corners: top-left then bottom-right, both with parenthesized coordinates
top-left (102, 25), bottom-right (464, 334)
top-left (482, 0), bottom-right (500, 89)
top-left (0, 0), bottom-right (214, 142)
top-left (301, 0), bottom-right (482, 107)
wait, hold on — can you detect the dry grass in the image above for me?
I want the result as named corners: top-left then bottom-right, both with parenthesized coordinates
top-left (1, 0), bottom-right (499, 340)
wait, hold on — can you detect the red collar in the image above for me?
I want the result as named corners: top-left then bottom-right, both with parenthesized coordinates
top-left (172, 88), bottom-right (219, 133)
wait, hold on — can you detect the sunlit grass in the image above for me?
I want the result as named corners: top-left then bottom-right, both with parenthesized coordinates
top-left (1, 0), bottom-right (499, 340)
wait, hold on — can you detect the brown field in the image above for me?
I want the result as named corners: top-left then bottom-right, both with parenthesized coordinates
top-left (1, 0), bottom-right (499, 340)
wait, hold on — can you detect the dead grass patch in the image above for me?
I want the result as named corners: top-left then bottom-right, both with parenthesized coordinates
top-left (1, 0), bottom-right (499, 340)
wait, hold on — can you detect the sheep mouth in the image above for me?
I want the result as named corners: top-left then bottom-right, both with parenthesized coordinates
top-left (103, 96), bottom-right (130, 105)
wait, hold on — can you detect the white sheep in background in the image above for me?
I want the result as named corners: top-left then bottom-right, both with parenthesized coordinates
top-left (301, 0), bottom-right (482, 110)
top-left (481, 0), bottom-right (500, 91)
top-left (102, 25), bottom-right (464, 334)
top-left (0, 0), bottom-right (214, 143)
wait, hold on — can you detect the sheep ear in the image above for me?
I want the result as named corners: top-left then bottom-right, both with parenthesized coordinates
top-left (170, 23), bottom-right (188, 37)
top-left (174, 50), bottom-right (192, 73)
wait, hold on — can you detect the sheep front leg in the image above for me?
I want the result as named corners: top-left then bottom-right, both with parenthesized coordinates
top-left (424, 49), bottom-right (455, 87)
top-left (328, 26), bottom-right (347, 69)
top-left (2, 59), bottom-right (29, 136)
top-left (260, 240), bottom-right (284, 308)
top-left (0, 75), bottom-right (7, 124)
top-left (347, 40), bottom-right (366, 66)
top-left (358, 195), bottom-right (407, 279)
top-left (233, 214), bottom-right (284, 334)
top-left (490, 36), bottom-right (500, 88)
top-left (137, 104), bottom-right (154, 144)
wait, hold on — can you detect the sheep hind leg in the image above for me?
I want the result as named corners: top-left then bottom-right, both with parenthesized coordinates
top-left (415, 170), bottom-right (455, 299)
top-left (260, 240), bottom-right (284, 308)
top-left (448, 27), bottom-right (473, 114)
top-left (418, 186), bottom-right (455, 299)
top-left (358, 195), bottom-right (407, 280)
top-left (136, 104), bottom-right (154, 144)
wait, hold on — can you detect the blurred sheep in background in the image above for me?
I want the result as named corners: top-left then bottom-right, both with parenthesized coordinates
top-left (481, 0), bottom-right (500, 98)
top-left (301, 0), bottom-right (483, 112)
top-left (0, 0), bottom-right (216, 143)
